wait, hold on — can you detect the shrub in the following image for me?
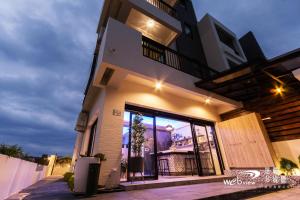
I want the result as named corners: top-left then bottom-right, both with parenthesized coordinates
top-left (63, 172), bottom-right (74, 181)
top-left (0, 144), bottom-right (24, 158)
top-left (63, 172), bottom-right (74, 191)
top-left (68, 175), bottom-right (74, 191)
top-left (280, 157), bottom-right (298, 175)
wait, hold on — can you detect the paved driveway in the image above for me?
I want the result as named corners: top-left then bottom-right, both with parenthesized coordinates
top-left (6, 176), bottom-right (300, 200)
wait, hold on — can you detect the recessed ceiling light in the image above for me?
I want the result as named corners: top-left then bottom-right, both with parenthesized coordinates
top-left (147, 19), bottom-right (155, 28)
top-left (155, 81), bottom-right (162, 90)
top-left (272, 85), bottom-right (285, 95)
top-left (205, 98), bottom-right (211, 104)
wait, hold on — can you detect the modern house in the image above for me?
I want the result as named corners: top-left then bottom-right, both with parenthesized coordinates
top-left (72, 0), bottom-right (300, 189)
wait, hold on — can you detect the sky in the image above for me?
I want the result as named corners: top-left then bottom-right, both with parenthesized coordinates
top-left (0, 0), bottom-right (299, 156)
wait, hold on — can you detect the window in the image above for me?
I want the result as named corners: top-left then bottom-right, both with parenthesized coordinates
top-left (178, 0), bottom-right (187, 9)
top-left (215, 25), bottom-right (240, 55)
top-left (87, 119), bottom-right (97, 156)
top-left (183, 23), bottom-right (193, 38)
top-left (227, 59), bottom-right (239, 69)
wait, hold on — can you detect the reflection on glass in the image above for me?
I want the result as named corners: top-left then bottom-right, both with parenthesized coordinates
top-left (156, 117), bottom-right (196, 176)
top-left (194, 125), bottom-right (215, 175)
top-left (206, 126), bottom-right (221, 175)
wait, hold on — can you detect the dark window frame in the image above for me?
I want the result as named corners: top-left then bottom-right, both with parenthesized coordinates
top-left (183, 23), bottom-right (193, 38)
top-left (87, 119), bottom-right (98, 156)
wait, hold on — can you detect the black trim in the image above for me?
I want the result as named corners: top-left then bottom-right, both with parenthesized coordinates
top-left (87, 119), bottom-right (98, 156)
top-left (125, 104), bottom-right (225, 178)
top-left (211, 126), bottom-right (225, 174)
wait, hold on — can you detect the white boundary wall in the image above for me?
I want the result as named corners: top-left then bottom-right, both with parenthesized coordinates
top-left (0, 154), bottom-right (47, 200)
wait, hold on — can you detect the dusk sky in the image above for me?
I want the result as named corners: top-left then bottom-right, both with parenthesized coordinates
top-left (0, 0), bottom-right (299, 156)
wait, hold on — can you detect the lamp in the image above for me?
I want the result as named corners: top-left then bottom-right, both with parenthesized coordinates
top-left (165, 124), bottom-right (174, 132)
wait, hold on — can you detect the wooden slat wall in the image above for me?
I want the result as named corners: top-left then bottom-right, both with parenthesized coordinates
top-left (259, 95), bottom-right (300, 142)
top-left (221, 94), bottom-right (300, 142)
top-left (216, 113), bottom-right (275, 169)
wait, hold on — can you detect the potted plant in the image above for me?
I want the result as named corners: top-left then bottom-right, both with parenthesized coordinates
top-left (94, 153), bottom-right (107, 163)
top-left (280, 157), bottom-right (298, 176)
top-left (120, 158), bottom-right (127, 179)
top-left (130, 113), bottom-right (146, 176)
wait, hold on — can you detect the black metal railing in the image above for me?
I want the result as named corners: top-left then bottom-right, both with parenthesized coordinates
top-left (142, 36), bottom-right (219, 80)
top-left (146, 0), bottom-right (177, 18)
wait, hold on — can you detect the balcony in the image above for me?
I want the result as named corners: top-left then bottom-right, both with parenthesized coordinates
top-left (91, 18), bottom-right (221, 96)
top-left (145, 0), bottom-right (177, 18)
top-left (142, 36), bottom-right (219, 80)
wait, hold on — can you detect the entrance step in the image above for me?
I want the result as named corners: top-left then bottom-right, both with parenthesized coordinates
top-left (120, 175), bottom-right (233, 191)
top-left (201, 183), bottom-right (289, 200)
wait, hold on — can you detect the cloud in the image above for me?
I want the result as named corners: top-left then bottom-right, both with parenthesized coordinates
top-left (0, 0), bottom-right (103, 156)
top-left (0, 0), bottom-right (298, 156)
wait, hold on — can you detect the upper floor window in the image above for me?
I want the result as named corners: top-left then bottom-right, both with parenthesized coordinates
top-left (183, 23), bottom-right (193, 38)
top-left (215, 25), bottom-right (240, 56)
top-left (87, 119), bottom-right (98, 156)
top-left (227, 59), bottom-right (239, 69)
top-left (178, 0), bottom-right (187, 9)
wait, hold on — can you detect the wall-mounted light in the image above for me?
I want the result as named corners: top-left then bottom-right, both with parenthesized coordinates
top-left (146, 19), bottom-right (155, 28)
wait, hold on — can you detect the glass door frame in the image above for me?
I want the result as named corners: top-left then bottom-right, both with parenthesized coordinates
top-left (125, 104), bottom-right (225, 180)
top-left (126, 110), bottom-right (158, 181)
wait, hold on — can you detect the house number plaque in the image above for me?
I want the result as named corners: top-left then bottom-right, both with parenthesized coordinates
top-left (112, 109), bottom-right (121, 116)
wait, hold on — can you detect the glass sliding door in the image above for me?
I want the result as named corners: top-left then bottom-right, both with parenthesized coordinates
top-left (156, 117), bottom-right (196, 176)
top-left (127, 112), bottom-right (157, 181)
top-left (205, 125), bottom-right (222, 175)
top-left (122, 104), bottom-right (224, 181)
top-left (193, 124), bottom-right (216, 176)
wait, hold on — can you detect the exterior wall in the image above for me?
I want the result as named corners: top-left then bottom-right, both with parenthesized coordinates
top-left (0, 154), bottom-right (47, 200)
top-left (197, 14), bottom-right (247, 72)
top-left (52, 164), bottom-right (71, 176)
top-left (272, 139), bottom-right (300, 175)
top-left (71, 132), bottom-right (83, 171)
top-left (85, 79), bottom-right (224, 187)
top-left (46, 155), bottom-right (56, 176)
top-left (93, 17), bottom-right (240, 107)
top-left (173, 0), bottom-right (208, 66)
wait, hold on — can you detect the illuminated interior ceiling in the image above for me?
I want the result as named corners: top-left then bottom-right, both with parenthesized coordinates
top-left (126, 9), bottom-right (178, 46)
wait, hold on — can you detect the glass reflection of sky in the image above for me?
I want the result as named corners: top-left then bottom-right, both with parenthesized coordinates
top-left (123, 111), bottom-right (189, 129)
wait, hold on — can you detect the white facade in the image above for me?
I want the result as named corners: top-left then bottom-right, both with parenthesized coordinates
top-left (72, 0), bottom-right (280, 189)
top-left (197, 14), bottom-right (247, 72)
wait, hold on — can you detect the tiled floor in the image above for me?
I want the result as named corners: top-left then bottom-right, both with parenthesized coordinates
top-left (88, 183), bottom-right (267, 200)
top-left (7, 176), bottom-right (299, 200)
top-left (6, 176), bottom-right (74, 200)
top-left (247, 186), bottom-right (300, 200)
top-left (120, 175), bottom-right (231, 190)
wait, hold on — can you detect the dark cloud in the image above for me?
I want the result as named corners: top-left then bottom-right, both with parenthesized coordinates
top-left (0, 0), bottom-right (298, 156)
top-left (0, 0), bottom-right (103, 156)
